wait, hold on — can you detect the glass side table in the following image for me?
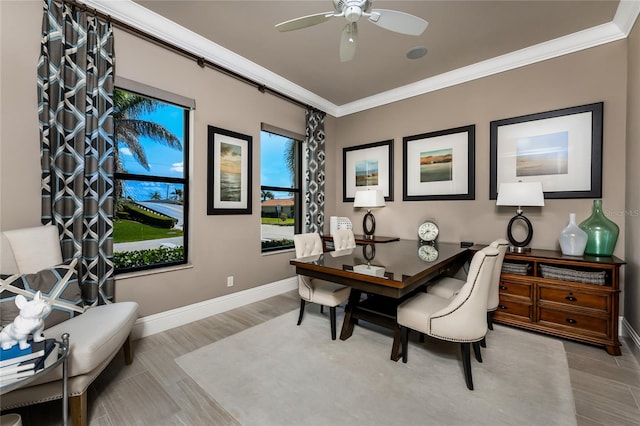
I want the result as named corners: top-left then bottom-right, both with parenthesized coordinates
top-left (0, 333), bottom-right (70, 426)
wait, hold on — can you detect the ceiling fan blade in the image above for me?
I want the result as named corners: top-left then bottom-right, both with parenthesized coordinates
top-left (275, 11), bottom-right (335, 32)
top-left (339, 22), bottom-right (358, 62)
top-left (368, 9), bottom-right (428, 36)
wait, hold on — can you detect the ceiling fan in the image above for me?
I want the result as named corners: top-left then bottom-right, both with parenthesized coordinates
top-left (275, 0), bottom-right (428, 62)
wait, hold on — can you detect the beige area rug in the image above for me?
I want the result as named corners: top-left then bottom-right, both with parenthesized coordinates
top-left (176, 309), bottom-right (576, 426)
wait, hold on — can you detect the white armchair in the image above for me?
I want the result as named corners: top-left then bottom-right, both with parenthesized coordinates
top-left (0, 226), bottom-right (139, 426)
top-left (293, 233), bottom-right (351, 340)
top-left (397, 246), bottom-right (499, 390)
top-left (426, 239), bottom-right (509, 331)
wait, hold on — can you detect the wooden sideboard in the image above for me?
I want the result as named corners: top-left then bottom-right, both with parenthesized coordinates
top-left (493, 248), bottom-right (625, 355)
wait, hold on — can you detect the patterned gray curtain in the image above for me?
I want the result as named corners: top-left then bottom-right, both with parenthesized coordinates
top-left (304, 108), bottom-right (326, 234)
top-left (38, 0), bottom-right (115, 306)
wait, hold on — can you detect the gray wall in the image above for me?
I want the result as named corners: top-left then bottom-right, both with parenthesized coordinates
top-left (1, 1), bottom-right (636, 335)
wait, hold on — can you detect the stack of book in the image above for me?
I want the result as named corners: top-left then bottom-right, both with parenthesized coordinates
top-left (0, 339), bottom-right (57, 387)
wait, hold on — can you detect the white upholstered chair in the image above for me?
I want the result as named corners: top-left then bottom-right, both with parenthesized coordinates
top-left (293, 232), bottom-right (351, 340)
top-left (331, 228), bottom-right (357, 251)
top-left (0, 225), bottom-right (139, 426)
top-left (397, 246), bottom-right (499, 390)
top-left (426, 239), bottom-right (509, 331)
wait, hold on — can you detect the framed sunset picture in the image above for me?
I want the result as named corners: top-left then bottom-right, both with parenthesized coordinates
top-left (207, 125), bottom-right (252, 215)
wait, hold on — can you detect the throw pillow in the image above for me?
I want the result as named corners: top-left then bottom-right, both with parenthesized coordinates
top-left (0, 257), bottom-right (84, 329)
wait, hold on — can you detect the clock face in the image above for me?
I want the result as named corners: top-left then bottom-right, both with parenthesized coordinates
top-left (418, 244), bottom-right (439, 262)
top-left (418, 221), bottom-right (439, 242)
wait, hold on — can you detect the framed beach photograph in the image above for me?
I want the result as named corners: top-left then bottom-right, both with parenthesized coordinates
top-left (343, 140), bottom-right (393, 202)
top-left (403, 125), bottom-right (475, 201)
top-left (207, 125), bottom-right (252, 215)
top-left (489, 102), bottom-right (603, 199)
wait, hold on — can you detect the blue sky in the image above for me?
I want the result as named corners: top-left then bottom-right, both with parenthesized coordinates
top-left (118, 103), bottom-right (185, 178)
top-left (260, 131), bottom-right (294, 191)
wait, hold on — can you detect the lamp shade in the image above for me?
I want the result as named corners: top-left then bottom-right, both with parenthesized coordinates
top-left (496, 182), bottom-right (545, 207)
top-left (353, 189), bottom-right (385, 208)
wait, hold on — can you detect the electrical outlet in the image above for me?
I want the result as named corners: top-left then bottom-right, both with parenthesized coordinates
top-left (227, 276), bottom-right (234, 287)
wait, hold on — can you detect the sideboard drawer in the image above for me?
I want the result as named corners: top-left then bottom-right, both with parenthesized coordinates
top-left (495, 299), bottom-right (532, 320)
top-left (539, 286), bottom-right (608, 312)
top-left (538, 307), bottom-right (608, 336)
top-left (498, 280), bottom-right (531, 299)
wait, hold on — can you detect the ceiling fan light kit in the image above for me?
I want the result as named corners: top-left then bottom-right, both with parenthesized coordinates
top-left (275, 0), bottom-right (428, 62)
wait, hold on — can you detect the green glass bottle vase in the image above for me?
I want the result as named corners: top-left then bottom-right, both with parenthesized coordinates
top-left (578, 200), bottom-right (619, 256)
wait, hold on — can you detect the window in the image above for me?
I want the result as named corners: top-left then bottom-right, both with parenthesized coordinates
top-left (260, 124), bottom-right (303, 252)
top-left (113, 81), bottom-right (192, 273)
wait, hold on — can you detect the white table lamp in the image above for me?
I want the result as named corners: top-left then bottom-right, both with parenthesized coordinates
top-left (496, 181), bottom-right (544, 253)
top-left (354, 189), bottom-right (385, 239)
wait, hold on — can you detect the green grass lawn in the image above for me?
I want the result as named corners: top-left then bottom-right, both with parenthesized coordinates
top-left (261, 217), bottom-right (294, 225)
top-left (114, 220), bottom-right (183, 243)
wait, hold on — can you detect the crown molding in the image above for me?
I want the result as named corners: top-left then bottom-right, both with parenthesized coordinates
top-left (614, 0), bottom-right (640, 36)
top-left (82, 0), bottom-right (638, 118)
top-left (336, 20), bottom-right (629, 117)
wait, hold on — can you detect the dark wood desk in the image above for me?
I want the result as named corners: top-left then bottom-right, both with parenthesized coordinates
top-left (321, 234), bottom-right (400, 251)
top-left (322, 234), bottom-right (400, 244)
top-left (290, 240), bottom-right (470, 360)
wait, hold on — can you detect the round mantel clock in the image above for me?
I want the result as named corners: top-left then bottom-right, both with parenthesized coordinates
top-left (418, 243), bottom-right (439, 262)
top-left (418, 220), bottom-right (439, 243)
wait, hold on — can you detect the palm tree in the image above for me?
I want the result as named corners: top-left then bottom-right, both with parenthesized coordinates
top-left (261, 190), bottom-right (275, 201)
top-left (171, 188), bottom-right (184, 202)
top-left (285, 138), bottom-right (296, 187)
top-left (113, 89), bottom-right (182, 172)
top-left (150, 191), bottom-right (162, 200)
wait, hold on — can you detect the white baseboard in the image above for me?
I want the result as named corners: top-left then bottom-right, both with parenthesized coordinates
top-left (131, 277), bottom-right (297, 340)
top-left (621, 316), bottom-right (640, 351)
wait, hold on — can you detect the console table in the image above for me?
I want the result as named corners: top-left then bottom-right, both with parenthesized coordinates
top-left (493, 249), bottom-right (625, 355)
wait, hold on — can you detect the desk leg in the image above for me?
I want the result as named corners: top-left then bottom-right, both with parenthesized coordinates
top-left (390, 326), bottom-right (402, 362)
top-left (340, 290), bottom-right (361, 340)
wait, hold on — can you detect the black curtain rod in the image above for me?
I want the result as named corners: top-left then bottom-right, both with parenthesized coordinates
top-left (62, 0), bottom-right (313, 111)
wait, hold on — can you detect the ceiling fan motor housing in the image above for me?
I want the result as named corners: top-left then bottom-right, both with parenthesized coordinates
top-left (334, 0), bottom-right (372, 21)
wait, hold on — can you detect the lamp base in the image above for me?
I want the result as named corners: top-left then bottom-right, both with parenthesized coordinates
top-left (506, 213), bottom-right (534, 251)
top-left (363, 210), bottom-right (376, 237)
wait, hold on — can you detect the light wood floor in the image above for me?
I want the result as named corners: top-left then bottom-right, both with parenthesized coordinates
top-left (5, 290), bottom-right (640, 425)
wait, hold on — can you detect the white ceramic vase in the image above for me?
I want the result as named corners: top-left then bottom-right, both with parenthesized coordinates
top-left (559, 213), bottom-right (588, 256)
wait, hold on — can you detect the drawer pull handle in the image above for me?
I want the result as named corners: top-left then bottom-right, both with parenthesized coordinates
top-left (566, 318), bottom-right (577, 324)
top-left (499, 285), bottom-right (508, 290)
top-left (499, 305), bottom-right (507, 310)
top-left (565, 296), bottom-right (577, 302)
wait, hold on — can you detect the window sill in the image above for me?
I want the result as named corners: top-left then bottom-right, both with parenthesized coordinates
top-left (116, 263), bottom-right (194, 280)
top-left (261, 247), bottom-right (295, 256)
